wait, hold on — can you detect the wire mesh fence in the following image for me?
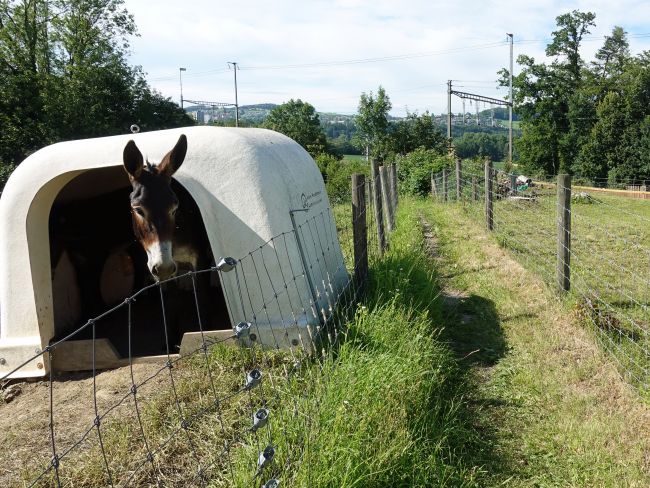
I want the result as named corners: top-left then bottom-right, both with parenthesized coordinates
top-left (431, 162), bottom-right (650, 396)
top-left (0, 165), bottom-right (398, 487)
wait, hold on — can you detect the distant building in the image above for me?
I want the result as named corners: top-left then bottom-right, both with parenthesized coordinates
top-left (188, 110), bottom-right (207, 124)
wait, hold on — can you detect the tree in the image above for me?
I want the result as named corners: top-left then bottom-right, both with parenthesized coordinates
top-left (592, 26), bottom-right (630, 82)
top-left (497, 13), bottom-right (650, 181)
top-left (545, 10), bottom-right (596, 85)
top-left (0, 0), bottom-right (194, 177)
top-left (499, 10), bottom-right (597, 174)
top-left (389, 111), bottom-right (446, 155)
top-left (355, 86), bottom-right (392, 160)
top-left (262, 99), bottom-right (327, 156)
top-left (0, 0), bottom-right (54, 165)
top-left (454, 132), bottom-right (507, 161)
top-left (575, 56), bottom-right (650, 180)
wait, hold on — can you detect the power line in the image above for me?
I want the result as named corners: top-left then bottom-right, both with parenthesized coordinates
top-left (148, 68), bottom-right (230, 82)
top-left (238, 41), bottom-right (508, 71)
top-left (145, 32), bottom-right (650, 82)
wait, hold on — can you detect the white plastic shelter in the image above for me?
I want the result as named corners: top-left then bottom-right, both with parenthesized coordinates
top-left (0, 126), bottom-right (348, 378)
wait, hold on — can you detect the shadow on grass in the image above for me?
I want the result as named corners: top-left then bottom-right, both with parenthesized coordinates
top-left (348, 243), bottom-right (516, 485)
top-left (440, 292), bottom-right (507, 367)
top-left (436, 290), bottom-right (520, 482)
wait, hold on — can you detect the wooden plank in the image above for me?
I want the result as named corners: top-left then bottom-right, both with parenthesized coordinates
top-left (52, 329), bottom-right (237, 372)
top-left (379, 165), bottom-right (395, 232)
top-left (52, 338), bottom-right (125, 371)
top-left (179, 330), bottom-right (237, 356)
top-left (371, 159), bottom-right (386, 254)
top-left (351, 174), bottom-right (368, 287)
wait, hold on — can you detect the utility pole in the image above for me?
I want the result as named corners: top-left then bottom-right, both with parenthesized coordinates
top-left (179, 67), bottom-right (186, 109)
top-left (507, 33), bottom-right (513, 166)
top-left (447, 79), bottom-right (452, 153)
top-left (228, 61), bottom-right (240, 127)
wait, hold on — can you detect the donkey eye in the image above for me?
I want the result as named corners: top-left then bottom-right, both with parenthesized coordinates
top-left (133, 207), bottom-right (145, 217)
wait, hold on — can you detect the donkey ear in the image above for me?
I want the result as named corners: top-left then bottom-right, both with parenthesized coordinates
top-left (123, 140), bottom-right (144, 180)
top-left (158, 134), bottom-right (187, 179)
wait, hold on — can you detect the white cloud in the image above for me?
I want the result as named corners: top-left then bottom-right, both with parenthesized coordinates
top-left (125, 0), bottom-right (650, 115)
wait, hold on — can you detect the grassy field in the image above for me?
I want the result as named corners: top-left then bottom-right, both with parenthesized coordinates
top-left (341, 154), bottom-right (367, 163)
top-left (453, 181), bottom-right (650, 397)
top-left (420, 199), bottom-right (650, 486)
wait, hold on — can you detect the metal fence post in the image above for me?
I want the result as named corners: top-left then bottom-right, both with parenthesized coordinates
top-left (371, 158), bottom-right (386, 254)
top-left (431, 171), bottom-right (438, 201)
top-left (442, 168), bottom-right (448, 202)
top-left (456, 158), bottom-right (462, 200)
top-left (485, 160), bottom-right (493, 230)
top-left (379, 165), bottom-right (395, 232)
top-left (352, 174), bottom-right (368, 287)
top-left (557, 174), bottom-right (571, 292)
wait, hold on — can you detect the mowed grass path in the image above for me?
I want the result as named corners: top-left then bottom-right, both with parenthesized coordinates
top-left (421, 199), bottom-right (650, 486)
top-left (459, 188), bottom-right (650, 395)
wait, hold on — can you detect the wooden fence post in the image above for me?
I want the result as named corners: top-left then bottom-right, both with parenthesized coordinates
top-left (352, 174), bottom-right (368, 287)
top-left (472, 176), bottom-right (477, 201)
top-left (379, 165), bottom-right (395, 232)
top-left (485, 160), bottom-right (493, 231)
top-left (386, 163), bottom-right (395, 210)
top-left (366, 178), bottom-right (372, 209)
top-left (442, 168), bottom-right (448, 202)
top-left (390, 163), bottom-right (398, 209)
top-left (456, 158), bottom-right (462, 200)
top-left (371, 159), bottom-right (386, 254)
top-left (510, 173), bottom-right (517, 196)
top-left (557, 174), bottom-right (572, 292)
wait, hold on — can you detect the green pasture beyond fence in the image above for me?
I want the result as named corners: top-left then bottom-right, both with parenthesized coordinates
top-left (432, 162), bottom-right (650, 398)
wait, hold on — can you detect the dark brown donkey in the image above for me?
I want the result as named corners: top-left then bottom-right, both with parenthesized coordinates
top-left (122, 134), bottom-right (195, 281)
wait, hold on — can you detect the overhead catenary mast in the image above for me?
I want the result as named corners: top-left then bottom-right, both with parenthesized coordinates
top-left (446, 35), bottom-right (514, 155)
top-left (507, 33), bottom-right (513, 165)
top-left (228, 61), bottom-right (240, 127)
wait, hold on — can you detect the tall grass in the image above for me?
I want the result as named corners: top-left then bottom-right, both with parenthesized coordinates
top-left (229, 200), bottom-right (483, 487)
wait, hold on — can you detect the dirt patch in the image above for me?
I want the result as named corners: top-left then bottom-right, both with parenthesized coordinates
top-left (419, 215), bottom-right (476, 326)
top-left (0, 362), bottom-right (170, 485)
top-left (419, 216), bottom-right (440, 259)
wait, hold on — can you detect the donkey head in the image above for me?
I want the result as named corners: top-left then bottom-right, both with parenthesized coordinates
top-left (122, 134), bottom-right (187, 281)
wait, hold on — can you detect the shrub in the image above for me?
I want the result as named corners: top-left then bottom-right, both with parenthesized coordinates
top-left (396, 149), bottom-right (453, 196)
top-left (315, 153), bottom-right (369, 204)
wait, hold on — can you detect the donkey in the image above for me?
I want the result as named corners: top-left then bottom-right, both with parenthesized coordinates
top-left (122, 134), bottom-right (193, 281)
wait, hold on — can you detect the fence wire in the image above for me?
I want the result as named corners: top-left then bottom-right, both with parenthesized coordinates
top-left (432, 164), bottom-right (650, 395)
top-left (0, 166), bottom-right (398, 487)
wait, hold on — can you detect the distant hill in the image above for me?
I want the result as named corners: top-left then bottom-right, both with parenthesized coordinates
top-left (185, 103), bottom-right (520, 131)
top-left (185, 103), bottom-right (360, 125)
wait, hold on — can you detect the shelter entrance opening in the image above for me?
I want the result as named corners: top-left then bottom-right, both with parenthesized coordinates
top-left (47, 166), bottom-right (231, 370)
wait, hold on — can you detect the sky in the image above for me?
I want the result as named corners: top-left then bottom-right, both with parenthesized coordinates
top-left (125, 0), bottom-right (650, 116)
